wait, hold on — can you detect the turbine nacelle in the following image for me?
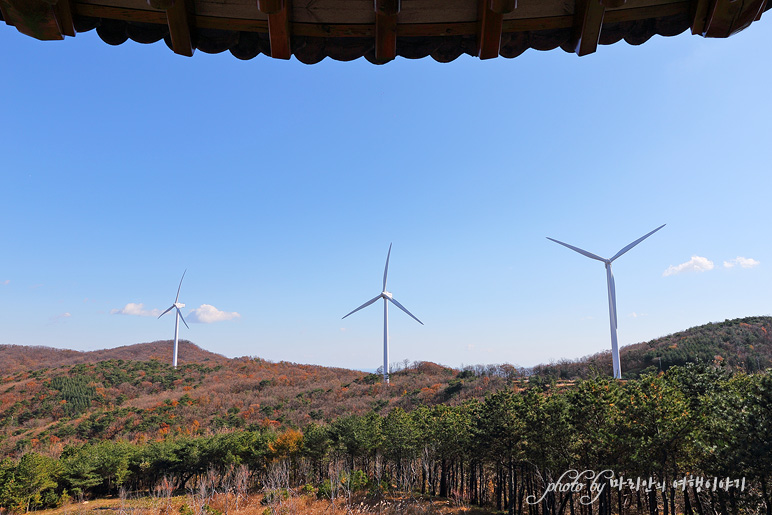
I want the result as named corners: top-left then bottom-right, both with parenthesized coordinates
top-left (174, 302), bottom-right (185, 309)
top-left (381, 291), bottom-right (393, 299)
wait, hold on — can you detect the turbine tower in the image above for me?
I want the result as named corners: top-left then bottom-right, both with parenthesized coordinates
top-left (547, 224), bottom-right (665, 379)
top-left (343, 244), bottom-right (423, 384)
top-left (158, 270), bottom-right (189, 369)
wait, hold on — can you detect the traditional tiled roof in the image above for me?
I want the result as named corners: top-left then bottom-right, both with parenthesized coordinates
top-left (0, 0), bottom-right (767, 63)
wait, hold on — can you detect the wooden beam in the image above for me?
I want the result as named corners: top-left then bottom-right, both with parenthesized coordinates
top-left (490, 0), bottom-right (517, 14)
top-left (166, 0), bottom-right (195, 56)
top-left (75, 5), bottom-right (168, 25)
top-left (603, 2), bottom-right (686, 23)
top-left (477, 0), bottom-right (507, 59)
top-left (72, 2), bottom-right (691, 40)
top-left (258, 0), bottom-right (292, 59)
top-left (0, 0), bottom-right (64, 40)
top-left (0, 3), bottom-right (12, 26)
top-left (374, 12), bottom-right (398, 61)
top-left (53, 0), bottom-right (76, 37)
top-left (148, 0), bottom-right (175, 9)
top-left (571, 0), bottom-right (605, 56)
top-left (600, 0), bottom-right (626, 8)
top-left (374, 0), bottom-right (400, 62)
top-left (700, 0), bottom-right (766, 36)
top-left (146, 0), bottom-right (195, 55)
top-left (690, 0), bottom-right (710, 34)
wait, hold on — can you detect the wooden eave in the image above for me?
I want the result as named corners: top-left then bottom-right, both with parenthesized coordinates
top-left (0, 0), bottom-right (767, 63)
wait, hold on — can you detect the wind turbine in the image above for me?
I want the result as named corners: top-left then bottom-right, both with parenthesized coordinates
top-left (158, 270), bottom-right (189, 369)
top-left (547, 224), bottom-right (665, 379)
top-left (343, 244), bottom-right (423, 385)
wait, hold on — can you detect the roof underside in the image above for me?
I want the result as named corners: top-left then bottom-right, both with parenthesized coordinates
top-left (0, 0), bottom-right (768, 63)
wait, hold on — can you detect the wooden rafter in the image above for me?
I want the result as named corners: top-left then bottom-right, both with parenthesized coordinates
top-left (166, 0), bottom-right (195, 56)
top-left (7, 0), bottom-right (761, 63)
top-left (72, 2), bottom-right (695, 39)
top-left (477, 0), bottom-right (515, 59)
top-left (258, 0), bottom-right (291, 59)
top-left (571, 0), bottom-right (605, 56)
top-left (0, 0), bottom-right (64, 40)
top-left (690, 0), bottom-right (710, 34)
top-left (696, 0), bottom-right (767, 36)
top-left (374, 0), bottom-right (400, 63)
top-left (54, 0), bottom-right (76, 37)
top-left (145, 0), bottom-right (195, 56)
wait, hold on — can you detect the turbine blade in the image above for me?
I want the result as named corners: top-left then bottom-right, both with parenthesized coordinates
top-left (342, 295), bottom-right (382, 319)
top-left (383, 243), bottom-right (392, 291)
top-left (388, 296), bottom-right (423, 325)
top-left (609, 224), bottom-right (666, 262)
top-left (175, 269), bottom-right (187, 303)
top-left (546, 237), bottom-right (606, 262)
top-left (177, 308), bottom-right (189, 329)
top-left (158, 305), bottom-right (174, 318)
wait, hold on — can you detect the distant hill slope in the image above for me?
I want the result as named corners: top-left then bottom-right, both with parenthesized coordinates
top-left (530, 315), bottom-right (772, 379)
top-left (0, 340), bottom-right (228, 375)
top-left (0, 343), bottom-right (505, 456)
top-left (1, 316), bottom-right (770, 456)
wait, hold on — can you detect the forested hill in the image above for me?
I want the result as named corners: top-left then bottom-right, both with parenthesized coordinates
top-left (0, 340), bottom-right (228, 375)
top-left (530, 315), bottom-right (772, 379)
top-left (0, 342), bottom-right (512, 456)
top-left (1, 316), bottom-right (771, 456)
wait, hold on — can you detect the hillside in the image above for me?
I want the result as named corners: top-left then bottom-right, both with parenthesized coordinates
top-left (1, 316), bottom-right (771, 456)
top-left (0, 342), bottom-right (516, 456)
top-left (530, 315), bottom-right (772, 379)
top-left (0, 340), bottom-right (228, 375)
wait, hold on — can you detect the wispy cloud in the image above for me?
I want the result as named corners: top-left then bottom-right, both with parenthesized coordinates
top-left (1, 280), bottom-right (8, 285)
top-left (663, 256), bottom-right (714, 277)
top-left (111, 303), bottom-right (161, 317)
top-left (187, 304), bottom-right (241, 324)
top-left (723, 256), bottom-right (760, 269)
top-left (629, 312), bottom-right (648, 318)
top-left (49, 312), bottom-right (71, 323)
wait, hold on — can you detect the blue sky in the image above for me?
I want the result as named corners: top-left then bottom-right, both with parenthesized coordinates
top-left (1, 21), bottom-right (770, 371)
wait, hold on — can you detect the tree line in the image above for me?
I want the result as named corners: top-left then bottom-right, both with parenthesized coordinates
top-left (1, 363), bottom-right (770, 515)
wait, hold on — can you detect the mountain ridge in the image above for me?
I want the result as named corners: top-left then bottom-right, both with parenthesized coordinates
top-left (0, 340), bottom-right (228, 375)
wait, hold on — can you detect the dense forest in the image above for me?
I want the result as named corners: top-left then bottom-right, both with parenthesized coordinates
top-left (1, 317), bottom-right (771, 514)
top-left (530, 316), bottom-right (772, 379)
top-left (1, 364), bottom-right (769, 514)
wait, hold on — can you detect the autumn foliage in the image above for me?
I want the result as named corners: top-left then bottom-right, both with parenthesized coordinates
top-left (1, 318), bottom-right (772, 514)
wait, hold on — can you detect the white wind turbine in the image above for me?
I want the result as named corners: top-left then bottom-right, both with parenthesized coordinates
top-left (547, 224), bottom-right (665, 379)
top-left (343, 244), bottom-right (423, 385)
top-left (158, 270), bottom-right (189, 369)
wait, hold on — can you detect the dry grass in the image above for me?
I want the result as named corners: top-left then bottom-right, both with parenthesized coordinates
top-left (28, 492), bottom-right (496, 515)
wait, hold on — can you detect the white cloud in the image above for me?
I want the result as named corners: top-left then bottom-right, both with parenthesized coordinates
top-left (629, 312), bottom-right (648, 318)
top-left (50, 312), bottom-right (71, 323)
top-left (111, 303), bottom-right (161, 317)
top-left (723, 256), bottom-right (760, 269)
top-left (187, 304), bottom-right (241, 324)
top-left (663, 256), bottom-right (714, 277)
top-left (1, 280), bottom-right (9, 285)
